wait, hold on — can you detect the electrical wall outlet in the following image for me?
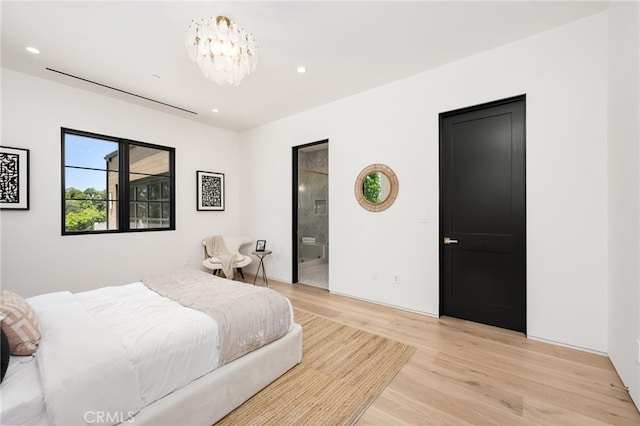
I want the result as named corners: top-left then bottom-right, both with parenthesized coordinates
top-left (394, 274), bottom-right (400, 284)
top-left (636, 339), bottom-right (640, 364)
top-left (371, 270), bottom-right (379, 280)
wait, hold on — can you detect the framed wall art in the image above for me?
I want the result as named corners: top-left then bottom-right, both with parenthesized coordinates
top-left (0, 146), bottom-right (30, 210)
top-left (197, 170), bottom-right (225, 211)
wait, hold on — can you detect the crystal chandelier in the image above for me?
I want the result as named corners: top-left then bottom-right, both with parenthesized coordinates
top-left (185, 16), bottom-right (257, 86)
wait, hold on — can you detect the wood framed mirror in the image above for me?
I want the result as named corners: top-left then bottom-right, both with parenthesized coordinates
top-left (354, 164), bottom-right (399, 212)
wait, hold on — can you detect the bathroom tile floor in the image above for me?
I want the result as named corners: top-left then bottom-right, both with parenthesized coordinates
top-left (297, 263), bottom-right (328, 289)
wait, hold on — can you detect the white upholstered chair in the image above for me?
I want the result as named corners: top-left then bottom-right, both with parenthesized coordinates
top-left (202, 235), bottom-right (252, 279)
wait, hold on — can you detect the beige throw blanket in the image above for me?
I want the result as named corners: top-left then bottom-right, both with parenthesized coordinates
top-left (204, 235), bottom-right (238, 279)
top-left (142, 269), bottom-right (293, 366)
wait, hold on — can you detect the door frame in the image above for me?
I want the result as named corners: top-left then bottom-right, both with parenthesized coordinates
top-left (438, 94), bottom-right (527, 332)
top-left (291, 139), bottom-right (329, 284)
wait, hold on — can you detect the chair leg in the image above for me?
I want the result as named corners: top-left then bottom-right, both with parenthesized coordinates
top-left (237, 267), bottom-right (245, 279)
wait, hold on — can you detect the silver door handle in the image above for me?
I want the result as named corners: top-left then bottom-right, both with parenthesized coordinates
top-left (444, 237), bottom-right (458, 245)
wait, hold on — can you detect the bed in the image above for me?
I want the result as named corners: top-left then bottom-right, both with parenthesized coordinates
top-left (0, 269), bottom-right (303, 425)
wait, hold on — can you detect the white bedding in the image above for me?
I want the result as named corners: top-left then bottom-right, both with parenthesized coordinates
top-left (74, 283), bottom-right (218, 407)
top-left (26, 282), bottom-right (219, 425)
top-left (1, 276), bottom-right (294, 426)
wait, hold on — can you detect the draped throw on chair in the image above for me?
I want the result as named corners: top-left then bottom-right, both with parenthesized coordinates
top-left (205, 236), bottom-right (238, 279)
top-left (202, 235), bottom-right (252, 279)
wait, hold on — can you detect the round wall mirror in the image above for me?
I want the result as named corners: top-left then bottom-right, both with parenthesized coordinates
top-left (354, 164), bottom-right (399, 212)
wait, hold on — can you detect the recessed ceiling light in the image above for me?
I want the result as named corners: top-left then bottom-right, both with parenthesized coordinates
top-left (26, 46), bottom-right (40, 55)
top-left (296, 66), bottom-right (307, 74)
top-left (211, 108), bottom-right (219, 113)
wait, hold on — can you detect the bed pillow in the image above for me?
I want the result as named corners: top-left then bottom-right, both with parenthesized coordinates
top-left (1, 328), bottom-right (9, 382)
top-left (0, 290), bottom-right (41, 355)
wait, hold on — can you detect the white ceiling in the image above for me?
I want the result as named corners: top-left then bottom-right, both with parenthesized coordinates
top-left (1, 1), bottom-right (608, 131)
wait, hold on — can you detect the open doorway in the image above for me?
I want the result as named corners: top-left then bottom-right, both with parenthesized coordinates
top-left (292, 140), bottom-right (329, 289)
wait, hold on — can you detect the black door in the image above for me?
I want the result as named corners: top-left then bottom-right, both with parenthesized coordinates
top-left (440, 95), bottom-right (526, 333)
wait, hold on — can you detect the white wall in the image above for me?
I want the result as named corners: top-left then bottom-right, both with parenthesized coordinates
top-left (240, 13), bottom-right (609, 352)
top-left (607, 1), bottom-right (640, 408)
top-left (0, 69), bottom-right (242, 297)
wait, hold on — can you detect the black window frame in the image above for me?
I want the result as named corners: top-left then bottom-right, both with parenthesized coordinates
top-left (61, 127), bottom-right (176, 235)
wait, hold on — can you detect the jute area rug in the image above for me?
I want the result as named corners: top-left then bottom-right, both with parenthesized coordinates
top-left (216, 308), bottom-right (416, 426)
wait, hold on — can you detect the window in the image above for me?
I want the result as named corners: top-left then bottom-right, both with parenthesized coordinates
top-left (62, 128), bottom-right (175, 235)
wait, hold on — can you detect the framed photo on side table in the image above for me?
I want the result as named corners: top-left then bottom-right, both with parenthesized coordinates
top-left (197, 171), bottom-right (224, 211)
top-left (256, 240), bottom-right (266, 252)
top-left (0, 146), bottom-right (30, 210)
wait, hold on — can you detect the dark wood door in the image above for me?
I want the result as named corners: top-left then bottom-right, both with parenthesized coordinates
top-left (440, 96), bottom-right (526, 333)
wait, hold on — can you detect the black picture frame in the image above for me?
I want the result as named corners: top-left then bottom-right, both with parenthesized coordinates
top-left (0, 146), bottom-right (30, 210)
top-left (197, 171), bottom-right (224, 211)
top-left (256, 240), bottom-right (266, 252)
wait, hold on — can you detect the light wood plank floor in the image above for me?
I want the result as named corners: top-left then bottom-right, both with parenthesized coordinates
top-left (242, 276), bottom-right (640, 425)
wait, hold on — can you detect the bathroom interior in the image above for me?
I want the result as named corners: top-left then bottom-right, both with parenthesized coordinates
top-left (297, 143), bottom-right (328, 289)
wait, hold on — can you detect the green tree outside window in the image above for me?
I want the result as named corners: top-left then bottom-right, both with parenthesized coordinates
top-left (64, 187), bottom-right (107, 231)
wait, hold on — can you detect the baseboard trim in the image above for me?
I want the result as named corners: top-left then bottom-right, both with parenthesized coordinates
top-left (329, 290), bottom-right (439, 319)
top-left (527, 334), bottom-right (608, 357)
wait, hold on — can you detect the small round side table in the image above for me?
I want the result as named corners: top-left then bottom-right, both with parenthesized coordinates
top-left (252, 250), bottom-right (272, 285)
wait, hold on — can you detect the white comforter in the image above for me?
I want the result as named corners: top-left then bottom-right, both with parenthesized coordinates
top-left (27, 282), bottom-right (218, 426)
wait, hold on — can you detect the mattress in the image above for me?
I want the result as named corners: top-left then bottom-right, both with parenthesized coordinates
top-left (0, 273), bottom-right (295, 425)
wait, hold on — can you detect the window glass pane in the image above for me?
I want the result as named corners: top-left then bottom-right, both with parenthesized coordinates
top-left (133, 202), bottom-right (147, 218)
top-left (130, 203), bottom-right (147, 229)
top-left (149, 183), bottom-right (161, 200)
top-left (129, 177), bottom-right (170, 230)
top-left (129, 146), bottom-right (169, 176)
top-left (136, 185), bottom-right (148, 201)
top-left (162, 181), bottom-right (170, 198)
top-left (107, 200), bottom-right (119, 230)
top-left (65, 134), bottom-right (118, 170)
top-left (130, 173), bottom-right (148, 186)
top-left (65, 168), bottom-right (110, 193)
top-left (149, 202), bottom-right (162, 218)
top-left (148, 219), bottom-right (167, 228)
top-left (64, 200), bottom-right (109, 232)
top-left (106, 171), bottom-right (119, 199)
